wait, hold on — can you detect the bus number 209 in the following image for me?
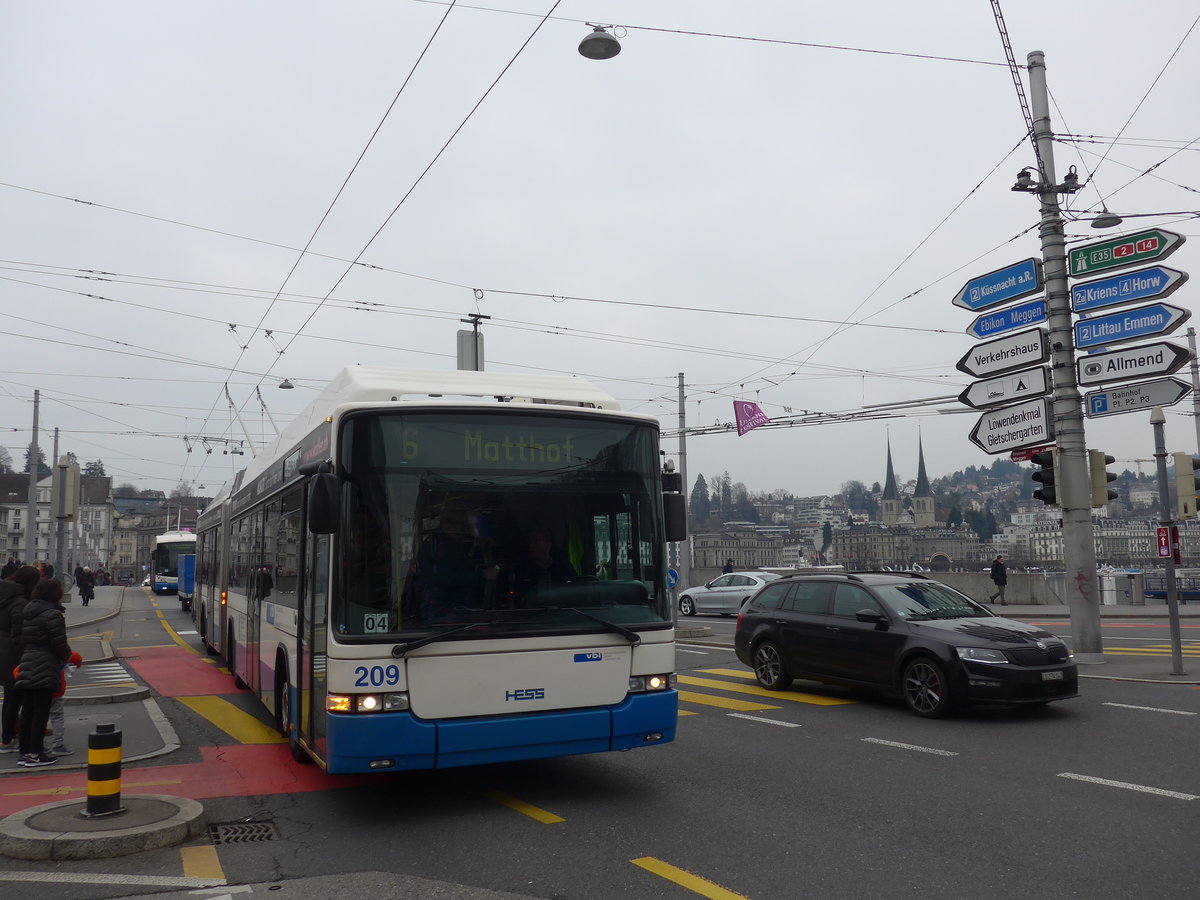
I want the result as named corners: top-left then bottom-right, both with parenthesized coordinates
top-left (354, 665), bottom-right (402, 687)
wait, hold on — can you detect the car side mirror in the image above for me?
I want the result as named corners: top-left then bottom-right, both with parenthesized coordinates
top-left (855, 609), bottom-right (886, 625)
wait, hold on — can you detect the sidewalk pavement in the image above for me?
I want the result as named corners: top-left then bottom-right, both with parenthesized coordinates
top-left (677, 600), bottom-right (1200, 684)
top-left (1, 584), bottom-right (181, 778)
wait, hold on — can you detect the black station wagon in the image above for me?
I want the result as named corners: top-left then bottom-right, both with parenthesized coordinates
top-left (734, 572), bottom-right (1078, 717)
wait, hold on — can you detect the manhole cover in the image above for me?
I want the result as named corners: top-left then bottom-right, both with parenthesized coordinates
top-left (208, 821), bottom-right (280, 844)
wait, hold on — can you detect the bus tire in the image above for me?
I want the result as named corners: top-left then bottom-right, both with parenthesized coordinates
top-left (229, 625), bottom-right (247, 690)
top-left (276, 656), bottom-right (312, 764)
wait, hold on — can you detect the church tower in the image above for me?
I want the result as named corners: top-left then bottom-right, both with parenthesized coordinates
top-left (881, 439), bottom-right (900, 527)
top-left (912, 435), bottom-right (936, 528)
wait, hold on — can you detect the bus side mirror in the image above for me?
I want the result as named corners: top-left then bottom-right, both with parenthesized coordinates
top-left (308, 472), bottom-right (340, 534)
top-left (663, 492), bottom-right (686, 543)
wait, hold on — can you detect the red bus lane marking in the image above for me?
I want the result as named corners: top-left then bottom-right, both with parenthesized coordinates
top-left (123, 645), bottom-right (240, 697)
top-left (0, 745), bottom-right (377, 816)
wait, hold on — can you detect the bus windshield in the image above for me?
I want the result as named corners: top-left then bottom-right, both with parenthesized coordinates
top-left (334, 411), bottom-right (671, 639)
top-left (153, 541), bottom-right (195, 577)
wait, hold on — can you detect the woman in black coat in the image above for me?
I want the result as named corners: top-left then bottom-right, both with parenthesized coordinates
top-left (0, 566), bottom-right (40, 753)
top-left (76, 567), bottom-right (95, 607)
top-left (14, 578), bottom-right (71, 767)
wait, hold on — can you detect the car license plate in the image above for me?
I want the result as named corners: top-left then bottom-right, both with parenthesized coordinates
top-left (1042, 670), bottom-right (1064, 681)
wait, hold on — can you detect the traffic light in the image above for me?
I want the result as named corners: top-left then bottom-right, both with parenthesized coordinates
top-left (1173, 452), bottom-right (1200, 520)
top-left (1031, 448), bottom-right (1058, 507)
top-left (1088, 450), bottom-right (1118, 508)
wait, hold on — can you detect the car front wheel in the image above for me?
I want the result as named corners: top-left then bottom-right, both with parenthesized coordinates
top-left (679, 596), bottom-right (696, 616)
top-left (752, 641), bottom-right (793, 691)
top-left (902, 657), bottom-right (953, 718)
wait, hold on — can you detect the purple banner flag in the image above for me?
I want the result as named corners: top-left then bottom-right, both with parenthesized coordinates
top-left (734, 400), bottom-right (771, 436)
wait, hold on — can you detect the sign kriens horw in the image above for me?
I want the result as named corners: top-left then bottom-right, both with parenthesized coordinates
top-left (968, 397), bottom-right (1054, 455)
top-left (1071, 265), bottom-right (1188, 313)
top-left (951, 258), bottom-right (1042, 311)
top-left (955, 328), bottom-right (1048, 379)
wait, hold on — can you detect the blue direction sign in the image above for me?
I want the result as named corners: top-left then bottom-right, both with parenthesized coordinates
top-left (951, 258), bottom-right (1042, 311)
top-left (1074, 302), bottom-right (1190, 350)
top-left (1084, 377), bottom-right (1190, 419)
top-left (966, 298), bottom-right (1047, 339)
top-left (1071, 265), bottom-right (1189, 314)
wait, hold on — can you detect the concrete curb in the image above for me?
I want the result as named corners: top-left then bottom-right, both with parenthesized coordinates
top-left (0, 794), bottom-right (206, 860)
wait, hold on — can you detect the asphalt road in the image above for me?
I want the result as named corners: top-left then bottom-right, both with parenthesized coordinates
top-left (3, 603), bottom-right (1199, 899)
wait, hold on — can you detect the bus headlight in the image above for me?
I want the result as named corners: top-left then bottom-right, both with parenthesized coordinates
top-left (627, 673), bottom-right (675, 693)
top-left (325, 692), bottom-right (410, 713)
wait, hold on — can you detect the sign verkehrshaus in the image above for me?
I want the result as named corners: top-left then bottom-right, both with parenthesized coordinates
top-left (958, 366), bottom-right (1049, 410)
top-left (965, 298), bottom-right (1047, 339)
top-left (1075, 341), bottom-right (1191, 387)
top-left (951, 258), bottom-right (1042, 311)
top-left (1083, 377), bottom-right (1190, 419)
top-left (955, 328), bottom-right (1048, 378)
top-left (1074, 302), bottom-right (1190, 350)
top-left (969, 397), bottom-right (1053, 455)
top-left (1068, 228), bottom-right (1185, 277)
top-left (1071, 265), bottom-right (1188, 313)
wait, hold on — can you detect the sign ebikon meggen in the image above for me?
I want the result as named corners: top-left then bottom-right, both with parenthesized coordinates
top-left (1068, 228), bottom-right (1185, 278)
top-left (1070, 265), bottom-right (1188, 314)
top-left (951, 258), bottom-right (1042, 311)
top-left (965, 297), bottom-right (1047, 339)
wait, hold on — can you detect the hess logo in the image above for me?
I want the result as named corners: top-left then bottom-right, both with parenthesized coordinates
top-left (505, 688), bottom-right (546, 702)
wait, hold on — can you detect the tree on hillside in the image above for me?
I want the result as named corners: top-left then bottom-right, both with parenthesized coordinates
top-left (22, 445), bottom-right (50, 479)
top-left (83, 460), bottom-right (107, 477)
top-left (947, 507), bottom-right (963, 527)
top-left (0, 446), bottom-right (12, 474)
top-left (732, 483), bottom-right (757, 522)
top-left (689, 474), bottom-right (711, 527)
top-left (822, 521), bottom-right (833, 552)
top-left (65, 451), bottom-right (79, 467)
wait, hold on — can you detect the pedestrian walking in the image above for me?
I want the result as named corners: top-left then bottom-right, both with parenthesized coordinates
top-left (0, 566), bottom-right (40, 753)
top-left (13, 578), bottom-right (72, 767)
top-left (77, 567), bottom-right (95, 607)
top-left (722, 559), bottom-right (734, 574)
top-left (988, 555), bottom-right (1008, 605)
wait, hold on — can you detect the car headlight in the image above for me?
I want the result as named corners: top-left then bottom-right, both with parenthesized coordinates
top-left (956, 647), bottom-right (1008, 664)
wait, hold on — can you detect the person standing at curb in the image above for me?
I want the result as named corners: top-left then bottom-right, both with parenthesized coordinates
top-left (0, 566), bottom-right (41, 753)
top-left (76, 567), bottom-right (95, 607)
top-left (988, 555), bottom-right (1008, 606)
top-left (13, 578), bottom-right (72, 767)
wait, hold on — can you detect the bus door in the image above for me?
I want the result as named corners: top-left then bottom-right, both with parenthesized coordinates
top-left (301, 530), bottom-right (330, 761)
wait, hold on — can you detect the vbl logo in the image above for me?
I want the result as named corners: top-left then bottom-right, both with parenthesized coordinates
top-left (505, 688), bottom-right (546, 701)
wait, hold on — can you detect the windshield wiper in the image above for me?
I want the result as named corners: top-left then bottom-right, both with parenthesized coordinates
top-left (390, 621), bottom-right (493, 657)
top-left (525, 606), bottom-right (641, 646)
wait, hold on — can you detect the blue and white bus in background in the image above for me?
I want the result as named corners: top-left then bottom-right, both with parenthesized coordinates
top-left (151, 530), bottom-right (197, 596)
top-left (194, 367), bottom-right (685, 773)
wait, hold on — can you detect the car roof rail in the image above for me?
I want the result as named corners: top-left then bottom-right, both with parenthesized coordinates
top-left (782, 571), bottom-right (863, 582)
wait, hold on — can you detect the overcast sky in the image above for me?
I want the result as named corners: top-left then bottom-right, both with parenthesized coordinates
top-left (3, 1), bottom-right (1199, 500)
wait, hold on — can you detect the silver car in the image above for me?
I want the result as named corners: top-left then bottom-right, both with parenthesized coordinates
top-left (678, 571), bottom-right (782, 617)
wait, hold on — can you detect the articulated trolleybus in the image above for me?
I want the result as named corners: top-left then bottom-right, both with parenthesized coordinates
top-left (195, 367), bottom-right (685, 773)
top-left (151, 531), bottom-right (197, 596)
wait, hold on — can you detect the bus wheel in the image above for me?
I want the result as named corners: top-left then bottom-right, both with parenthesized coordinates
top-left (276, 661), bottom-right (311, 765)
top-left (229, 626), bottom-right (247, 690)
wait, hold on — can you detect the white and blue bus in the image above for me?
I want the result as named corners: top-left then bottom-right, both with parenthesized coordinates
top-left (194, 367), bottom-right (685, 773)
top-left (151, 530), bottom-right (197, 596)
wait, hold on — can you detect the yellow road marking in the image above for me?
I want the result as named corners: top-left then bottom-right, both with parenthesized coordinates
top-left (178, 696), bottom-right (285, 744)
top-left (483, 790), bottom-right (564, 824)
top-left (677, 690), bottom-right (780, 712)
top-left (678, 674), bottom-right (857, 706)
top-left (10, 778), bottom-right (183, 797)
top-left (157, 611), bottom-right (201, 656)
top-left (182, 844), bottom-right (225, 881)
top-left (678, 709), bottom-right (699, 716)
top-left (631, 857), bottom-right (749, 900)
top-left (699, 668), bottom-right (757, 679)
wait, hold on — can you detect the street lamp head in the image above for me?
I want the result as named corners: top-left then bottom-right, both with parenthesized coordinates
top-left (1091, 208), bottom-right (1123, 229)
top-left (278, 378), bottom-right (295, 390)
top-left (579, 25), bottom-right (621, 60)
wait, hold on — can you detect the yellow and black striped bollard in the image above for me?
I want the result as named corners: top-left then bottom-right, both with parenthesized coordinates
top-left (80, 722), bottom-right (126, 819)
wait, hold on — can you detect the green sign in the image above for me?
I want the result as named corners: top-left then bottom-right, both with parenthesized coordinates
top-left (1069, 229), bottom-right (1185, 277)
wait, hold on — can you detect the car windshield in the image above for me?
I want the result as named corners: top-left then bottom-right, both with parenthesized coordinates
top-left (872, 582), bottom-right (987, 620)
